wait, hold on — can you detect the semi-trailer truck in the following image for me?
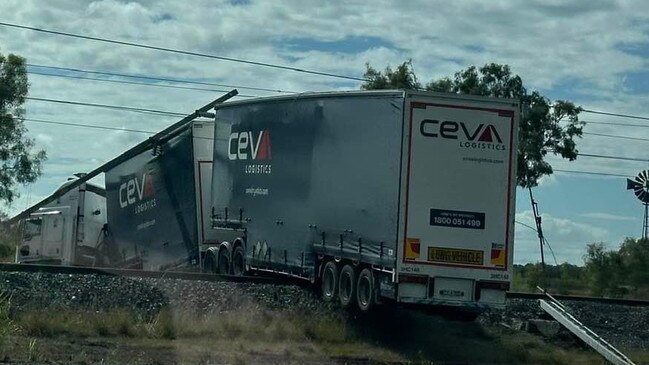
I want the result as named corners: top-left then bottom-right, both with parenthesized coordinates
top-left (31, 89), bottom-right (518, 313)
top-left (207, 90), bottom-right (519, 312)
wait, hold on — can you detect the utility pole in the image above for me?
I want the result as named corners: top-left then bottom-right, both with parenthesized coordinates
top-left (528, 186), bottom-right (546, 269)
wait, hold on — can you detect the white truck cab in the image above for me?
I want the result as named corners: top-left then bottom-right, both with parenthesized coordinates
top-left (18, 178), bottom-right (107, 266)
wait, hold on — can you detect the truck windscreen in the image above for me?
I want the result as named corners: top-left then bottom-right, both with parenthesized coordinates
top-left (23, 218), bottom-right (42, 239)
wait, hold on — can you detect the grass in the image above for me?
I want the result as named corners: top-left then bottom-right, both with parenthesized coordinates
top-left (0, 291), bottom-right (15, 346)
top-left (2, 304), bottom-right (645, 364)
top-left (0, 242), bottom-right (14, 263)
top-left (14, 304), bottom-right (351, 345)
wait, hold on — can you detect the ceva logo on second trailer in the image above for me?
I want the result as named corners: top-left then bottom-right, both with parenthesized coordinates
top-left (420, 119), bottom-right (506, 151)
top-left (119, 173), bottom-right (155, 209)
top-left (228, 129), bottom-right (272, 161)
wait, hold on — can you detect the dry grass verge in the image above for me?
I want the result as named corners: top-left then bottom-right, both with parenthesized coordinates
top-left (3, 301), bottom-right (644, 364)
top-left (17, 305), bottom-right (349, 344)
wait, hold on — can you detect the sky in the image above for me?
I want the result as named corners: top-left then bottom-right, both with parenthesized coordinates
top-left (1, 0), bottom-right (649, 265)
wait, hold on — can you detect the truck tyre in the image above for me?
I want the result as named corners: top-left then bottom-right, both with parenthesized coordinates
top-left (356, 268), bottom-right (376, 312)
top-left (339, 264), bottom-right (356, 309)
top-left (321, 261), bottom-right (338, 303)
top-left (203, 252), bottom-right (217, 273)
top-left (232, 245), bottom-right (245, 276)
top-left (218, 248), bottom-right (231, 275)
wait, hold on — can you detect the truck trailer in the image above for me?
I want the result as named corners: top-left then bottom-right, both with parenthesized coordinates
top-left (207, 90), bottom-right (519, 311)
top-left (104, 120), bottom-right (216, 271)
top-left (17, 178), bottom-right (108, 266)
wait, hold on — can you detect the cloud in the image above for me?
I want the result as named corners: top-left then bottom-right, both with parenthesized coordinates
top-left (515, 210), bottom-right (610, 264)
top-left (579, 212), bottom-right (637, 221)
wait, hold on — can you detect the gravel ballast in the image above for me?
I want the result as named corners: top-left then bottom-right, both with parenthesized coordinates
top-left (1, 271), bottom-right (647, 351)
top-left (0, 271), bottom-right (333, 318)
top-left (485, 298), bottom-right (649, 350)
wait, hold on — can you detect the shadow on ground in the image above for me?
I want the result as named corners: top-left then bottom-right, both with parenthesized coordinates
top-left (347, 306), bottom-right (501, 363)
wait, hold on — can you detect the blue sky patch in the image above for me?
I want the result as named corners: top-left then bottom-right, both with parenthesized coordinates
top-left (617, 41), bottom-right (649, 58)
top-left (623, 70), bottom-right (649, 93)
top-left (541, 77), bottom-right (610, 103)
top-left (464, 44), bottom-right (485, 53)
top-left (152, 13), bottom-right (174, 23)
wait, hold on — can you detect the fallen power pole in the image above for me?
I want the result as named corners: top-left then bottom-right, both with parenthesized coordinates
top-left (8, 89), bottom-right (239, 224)
top-left (537, 287), bottom-right (636, 365)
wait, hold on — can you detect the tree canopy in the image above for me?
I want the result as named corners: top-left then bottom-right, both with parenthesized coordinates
top-left (0, 53), bottom-right (46, 204)
top-left (361, 61), bottom-right (584, 188)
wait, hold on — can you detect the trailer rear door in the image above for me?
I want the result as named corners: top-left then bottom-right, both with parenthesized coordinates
top-left (397, 92), bottom-right (518, 308)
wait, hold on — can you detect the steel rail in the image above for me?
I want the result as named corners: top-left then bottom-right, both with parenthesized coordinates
top-left (506, 291), bottom-right (649, 307)
top-left (0, 263), bottom-right (308, 287)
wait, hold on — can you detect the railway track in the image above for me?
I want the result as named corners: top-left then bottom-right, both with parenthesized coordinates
top-left (506, 291), bottom-right (649, 307)
top-left (2, 263), bottom-right (649, 307)
top-left (0, 262), bottom-right (304, 286)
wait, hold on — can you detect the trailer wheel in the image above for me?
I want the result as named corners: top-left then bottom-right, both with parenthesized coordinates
top-left (339, 264), bottom-right (356, 309)
top-left (356, 268), bottom-right (375, 312)
top-left (232, 245), bottom-right (245, 276)
top-left (321, 261), bottom-right (338, 303)
top-left (218, 248), bottom-right (231, 275)
top-left (203, 252), bottom-right (217, 273)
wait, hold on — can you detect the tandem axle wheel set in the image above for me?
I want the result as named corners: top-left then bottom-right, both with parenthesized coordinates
top-left (320, 258), bottom-right (379, 312)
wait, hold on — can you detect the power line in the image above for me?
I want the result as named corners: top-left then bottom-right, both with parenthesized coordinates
top-left (28, 70), bottom-right (259, 97)
top-left (514, 221), bottom-right (559, 265)
top-left (25, 97), bottom-right (186, 117)
top-left (9, 22), bottom-right (649, 123)
top-left (24, 118), bottom-right (156, 134)
top-left (27, 63), bottom-right (293, 94)
top-left (543, 237), bottom-right (559, 266)
top-left (584, 120), bottom-right (649, 128)
top-left (578, 152), bottom-right (649, 163)
top-left (583, 131), bottom-right (649, 142)
top-left (553, 169), bottom-right (631, 178)
top-left (22, 117), bottom-right (216, 141)
top-left (515, 220), bottom-right (537, 232)
top-left (582, 109), bottom-right (649, 122)
top-left (0, 22), bottom-right (366, 82)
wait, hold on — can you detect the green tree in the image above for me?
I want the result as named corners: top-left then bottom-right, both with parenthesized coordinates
top-left (583, 242), bottom-right (627, 297)
top-left (361, 59), bottom-right (421, 91)
top-left (361, 62), bottom-right (584, 188)
top-left (0, 53), bottom-right (46, 204)
top-left (0, 211), bottom-right (18, 262)
top-left (618, 238), bottom-right (649, 295)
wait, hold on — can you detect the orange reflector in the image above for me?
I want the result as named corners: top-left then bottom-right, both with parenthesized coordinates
top-left (405, 238), bottom-right (421, 260)
top-left (490, 249), bottom-right (506, 267)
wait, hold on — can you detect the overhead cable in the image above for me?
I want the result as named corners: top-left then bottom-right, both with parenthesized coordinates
top-left (0, 22), bottom-right (366, 82)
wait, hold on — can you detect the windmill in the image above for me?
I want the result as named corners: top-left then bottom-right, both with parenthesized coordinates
top-left (626, 170), bottom-right (649, 239)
